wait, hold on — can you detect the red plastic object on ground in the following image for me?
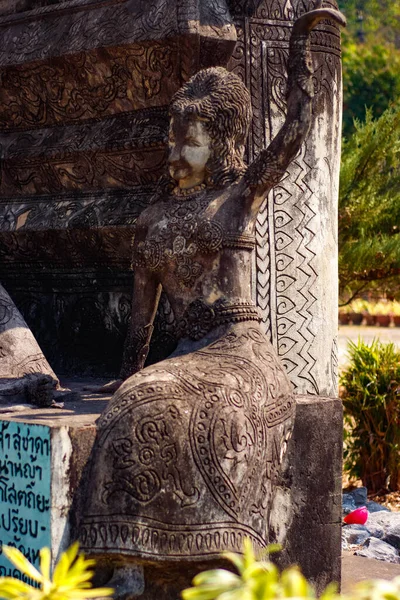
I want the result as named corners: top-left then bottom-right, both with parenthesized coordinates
top-left (343, 506), bottom-right (368, 525)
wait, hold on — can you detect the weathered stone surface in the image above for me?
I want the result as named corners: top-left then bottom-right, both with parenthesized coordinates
top-left (342, 488), bottom-right (389, 517)
top-left (81, 322), bottom-right (295, 560)
top-left (78, 7), bottom-right (345, 582)
top-left (343, 494), bottom-right (357, 515)
top-left (342, 525), bottom-right (371, 547)
top-left (0, 282), bottom-right (83, 406)
top-left (367, 501), bottom-right (391, 514)
top-left (0, 283), bottom-right (57, 380)
top-left (0, 374), bottom-right (55, 407)
top-left (355, 538), bottom-right (400, 565)
top-left (0, 0), bottom-right (345, 593)
top-left (349, 487), bottom-right (368, 506)
top-left (0, 282), bottom-right (61, 405)
top-left (366, 512), bottom-right (400, 546)
top-left (270, 396), bottom-right (343, 593)
top-left (0, 389), bottom-right (342, 596)
top-left (228, 0), bottom-right (342, 396)
top-left (0, 0), bottom-right (236, 376)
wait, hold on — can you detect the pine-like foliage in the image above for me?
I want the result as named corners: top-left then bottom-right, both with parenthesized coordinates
top-left (338, 0), bottom-right (400, 136)
top-left (339, 105), bottom-right (400, 299)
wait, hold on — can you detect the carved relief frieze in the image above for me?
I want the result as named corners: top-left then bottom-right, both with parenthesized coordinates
top-left (0, 107), bottom-right (168, 158)
top-left (1, 145), bottom-right (167, 195)
top-left (0, 106), bottom-right (169, 195)
top-left (0, 43), bottom-right (179, 130)
top-left (0, 226), bottom-right (134, 269)
top-left (0, 105), bottom-right (167, 207)
top-left (0, 0), bottom-right (177, 67)
top-left (0, 188), bottom-right (153, 234)
top-left (0, 0), bottom-right (235, 68)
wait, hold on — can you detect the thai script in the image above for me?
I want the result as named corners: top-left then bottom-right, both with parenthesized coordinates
top-left (0, 422), bottom-right (50, 457)
top-left (0, 478), bottom-right (50, 512)
top-left (0, 508), bottom-right (40, 538)
top-left (0, 421), bottom-right (51, 577)
top-left (0, 565), bottom-right (40, 587)
top-left (0, 459), bottom-right (42, 481)
top-left (0, 540), bottom-right (40, 568)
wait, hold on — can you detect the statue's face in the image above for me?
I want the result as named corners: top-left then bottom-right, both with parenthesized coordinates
top-left (168, 116), bottom-right (211, 189)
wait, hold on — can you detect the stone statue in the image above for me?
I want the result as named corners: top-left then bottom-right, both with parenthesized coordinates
top-left (79, 1), bottom-right (345, 593)
top-left (0, 283), bottom-right (58, 406)
top-left (0, 283), bottom-right (77, 406)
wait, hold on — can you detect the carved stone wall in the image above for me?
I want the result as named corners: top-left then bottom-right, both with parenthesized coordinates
top-left (227, 0), bottom-right (341, 396)
top-left (0, 0), bottom-right (341, 393)
top-left (0, 0), bottom-right (236, 376)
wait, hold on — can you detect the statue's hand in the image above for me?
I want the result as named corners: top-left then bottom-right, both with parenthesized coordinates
top-left (292, 1), bottom-right (346, 35)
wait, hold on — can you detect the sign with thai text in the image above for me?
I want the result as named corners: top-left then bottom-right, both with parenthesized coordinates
top-left (0, 420), bottom-right (51, 582)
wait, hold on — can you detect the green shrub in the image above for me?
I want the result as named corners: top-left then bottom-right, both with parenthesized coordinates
top-left (182, 539), bottom-right (338, 600)
top-left (341, 339), bottom-right (400, 492)
top-left (182, 538), bottom-right (400, 600)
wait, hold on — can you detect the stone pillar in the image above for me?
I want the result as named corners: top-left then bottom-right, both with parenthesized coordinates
top-left (270, 396), bottom-right (343, 593)
top-left (225, 2), bottom-right (343, 584)
top-left (227, 0), bottom-right (342, 396)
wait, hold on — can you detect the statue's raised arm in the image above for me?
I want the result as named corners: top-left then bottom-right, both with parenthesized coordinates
top-left (244, 3), bottom-right (346, 212)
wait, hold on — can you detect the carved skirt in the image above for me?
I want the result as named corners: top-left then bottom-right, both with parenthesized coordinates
top-left (80, 321), bottom-right (295, 563)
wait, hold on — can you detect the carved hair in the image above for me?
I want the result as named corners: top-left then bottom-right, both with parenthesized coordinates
top-left (170, 67), bottom-right (252, 187)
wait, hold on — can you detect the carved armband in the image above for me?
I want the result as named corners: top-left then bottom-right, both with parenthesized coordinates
top-left (287, 34), bottom-right (314, 99)
top-left (244, 148), bottom-right (287, 189)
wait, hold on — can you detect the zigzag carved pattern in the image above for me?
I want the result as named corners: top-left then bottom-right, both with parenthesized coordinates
top-left (255, 205), bottom-right (271, 340)
top-left (249, 35), bottom-right (264, 162)
top-left (274, 155), bottom-right (319, 395)
top-left (227, 0), bottom-right (341, 393)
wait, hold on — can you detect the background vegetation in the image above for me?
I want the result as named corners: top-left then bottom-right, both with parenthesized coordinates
top-left (337, 0), bottom-right (400, 301)
top-left (341, 340), bottom-right (400, 493)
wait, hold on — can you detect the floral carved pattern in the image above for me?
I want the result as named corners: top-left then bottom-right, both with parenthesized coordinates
top-left (80, 325), bottom-right (295, 559)
top-left (0, 42), bottom-right (179, 131)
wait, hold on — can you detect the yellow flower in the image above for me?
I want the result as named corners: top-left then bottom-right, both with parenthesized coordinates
top-left (0, 543), bottom-right (113, 600)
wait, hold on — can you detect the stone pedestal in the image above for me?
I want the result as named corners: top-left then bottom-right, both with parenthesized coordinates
top-left (0, 392), bottom-right (106, 576)
top-left (0, 387), bottom-right (342, 593)
top-left (270, 395), bottom-right (343, 594)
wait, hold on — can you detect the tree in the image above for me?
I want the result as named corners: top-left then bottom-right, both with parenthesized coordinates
top-left (342, 41), bottom-right (400, 136)
top-left (337, 0), bottom-right (400, 46)
top-left (339, 105), bottom-right (400, 300)
top-left (338, 0), bottom-right (400, 136)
